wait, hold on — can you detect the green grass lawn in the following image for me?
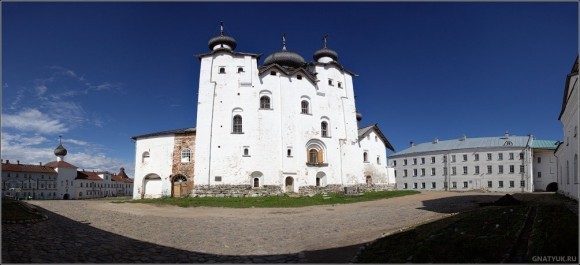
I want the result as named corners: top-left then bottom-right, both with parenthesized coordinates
top-left (112, 190), bottom-right (419, 208)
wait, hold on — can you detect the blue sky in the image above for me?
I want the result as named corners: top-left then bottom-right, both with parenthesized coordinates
top-left (2, 2), bottom-right (578, 177)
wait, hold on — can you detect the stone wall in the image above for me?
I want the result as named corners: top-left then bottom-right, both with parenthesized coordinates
top-left (192, 183), bottom-right (395, 197)
top-left (172, 132), bottom-right (196, 196)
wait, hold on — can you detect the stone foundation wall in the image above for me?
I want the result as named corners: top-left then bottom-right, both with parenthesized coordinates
top-left (192, 185), bottom-right (284, 197)
top-left (192, 183), bottom-right (396, 197)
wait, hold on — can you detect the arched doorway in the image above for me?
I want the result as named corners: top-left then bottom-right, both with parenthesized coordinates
top-left (63, 193), bottom-right (70, 200)
top-left (546, 182), bottom-right (558, 192)
top-left (285, 177), bottom-right (294, 193)
top-left (316, 172), bottom-right (326, 187)
top-left (366, 176), bottom-right (373, 186)
top-left (143, 174), bottom-right (162, 198)
top-left (251, 171), bottom-right (263, 188)
top-left (172, 175), bottom-right (188, 198)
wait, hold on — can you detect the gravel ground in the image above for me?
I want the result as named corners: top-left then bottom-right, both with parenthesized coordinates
top-left (3, 191), bottom-right (508, 263)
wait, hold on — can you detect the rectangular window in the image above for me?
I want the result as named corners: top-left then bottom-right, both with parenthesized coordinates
top-left (431, 168), bottom-right (436, 176)
top-left (520, 153), bottom-right (524, 159)
top-left (444, 182), bottom-right (448, 189)
top-left (499, 165), bottom-right (504, 174)
top-left (413, 169), bottom-right (418, 177)
top-left (413, 183), bottom-right (418, 189)
top-left (431, 182), bottom-right (436, 189)
top-left (404, 169), bottom-right (408, 177)
top-left (510, 165), bottom-right (515, 173)
top-left (520, 165), bottom-right (525, 173)
top-left (394, 171), bottom-right (397, 178)
top-left (474, 154), bottom-right (479, 161)
top-left (413, 158), bottom-right (417, 165)
top-left (487, 181), bottom-right (492, 188)
top-left (403, 183), bottom-right (408, 189)
top-left (237, 67), bottom-right (244, 73)
top-left (498, 153), bottom-right (503, 160)
top-left (509, 181), bottom-right (514, 188)
top-left (214, 176), bottom-right (222, 182)
top-left (463, 166), bottom-right (468, 175)
top-left (487, 153), bottom-right (492, 160)
top-left (443, 167), bottom-right (448, 175)
top-left (219, 67), bottom-right (226, 74)
top-left (452, 167), bottom-right (457, 175)
top-left (421, 157), bottom-right (425, 164)
top-left (451, 155), bottom-right (456, 162)
top-left (421, 168), bottom-right (425, 176)
top-left (538, 172), bottom-right (542, 178)
top-left (328, 79), bottom-right (333, 86)
top-left (337, 82), bottom-right (342, 88)
top-left (443, 155), bottom-right (447, 163)
top-left (421, 182), bottom-right (426, 189)
top-left (463, 155), bottom-right (467, 161)
top-left (393, 160), bottom-right (397, 167)
top-left (499, 181), bottom-right (504, 188)
top-left (287, 148), bottom-right (292, 157)
top-left (431, 157), bottom-right (435, 163)
top-left (404, 159), bottom-right (408, 166)
top-left (487, 165), bottom-right (492, 174)
top-left (463, 181), bottom-right (468, 188)
top-left (509, 153), bottom-right (514, 160)
top-left (537, 157), bottom-right (541, 163)
top-left (475, 166), bottom-right (480, 174)
top-left (452, 181), bottom-right (457, 188)
top-left (520, 180), bottom-right (525, 187)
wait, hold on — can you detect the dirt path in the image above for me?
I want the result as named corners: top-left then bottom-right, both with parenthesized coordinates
top-left (22, 191), bottom-right (502, 261)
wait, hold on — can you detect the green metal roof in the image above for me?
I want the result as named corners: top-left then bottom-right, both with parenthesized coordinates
top-left (531, 140), bottom-right (560, 149)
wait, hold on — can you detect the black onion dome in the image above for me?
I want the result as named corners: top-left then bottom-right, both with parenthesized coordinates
top-left (356, 111), bottom-right (363, 122)
top-left (54, 144), bottom-right (67, 157)
top-left (313, 47), bottom-right (338, 62)
top-left (208, 34), bottom-right (237, 50)
top-left (263, 50), bottom-right (306, 68)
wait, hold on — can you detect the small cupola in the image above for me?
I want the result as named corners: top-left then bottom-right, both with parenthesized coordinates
top-left (263, 33), bottom-right (306, 69)
top-left (54, 136), bottom-right (67, 161)
top-left (208, 21), bottom-right (237, 51)
top-left (313, 34), bottom-right (339, 63)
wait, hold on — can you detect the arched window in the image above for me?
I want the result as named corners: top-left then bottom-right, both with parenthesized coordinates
top-left (575, 154), bottom-right (578, 183)
top-left (309, 149), bottom-right (319, 164)
top-left (219, 67), bottom-right (226, 74)
top-left (260, 96), bottom-right (271, 109)
top-left (316, 177), bottom-right (321, 187)
top-left (233, 115), bottom-right (243, 134)
top-left (142, 151), bottom-right (150, 163)
top-left (301, 100), bottom-right (309, 114)
top-left (253, 178), bottom-right (260, 188)
top-left (321, 121), bottom-right (328, 137)
top-left (363, 152), bottom-right (368, 162)
top-left (181, 148), bottom-right (191, 162)
top-left (377, 156), bottom-right (380, 164)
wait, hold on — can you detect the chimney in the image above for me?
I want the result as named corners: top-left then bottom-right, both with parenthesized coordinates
top-left (410, 141), bottom-right (414, 147)
top-left (460, 134), bottom-right (466, 141)
top-left (504, 131), bottom-right (509, 139)
top-left (39, 162), bottom-right (42, 166)
top-left (6, 160), bottom-right (9, 164)
top-left (17, 160), bottom-right (20, 165)
top-left (434, 138), bottom-right (439, 144)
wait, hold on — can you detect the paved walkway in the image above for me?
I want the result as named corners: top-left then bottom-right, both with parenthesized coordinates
top-left (2, 191), bottom-right (507, 263)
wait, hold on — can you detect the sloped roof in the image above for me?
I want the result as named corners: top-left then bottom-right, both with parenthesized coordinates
top-left (131, 127), bottom-right (196, 140)
top-left (531, 140), bottom-right (560, 150)
top-left (389, 135), bottom-right (533, 157)
top-left (559, 55), bottom-right (579, 120)
top-left (358, 124), bottom-right (395, 152)
top-left (196, 47), bottom-right (262, 60)
top-left (308, 61), bottom-right (358, 77)
top-left (44, 160), bottom-right (77, 169)
top-left (76, 171), bottom-right (103, 181)
top-left (258, 64), bottom-right (318, 83)
top-left (1, 163), bottom-right (58, 174)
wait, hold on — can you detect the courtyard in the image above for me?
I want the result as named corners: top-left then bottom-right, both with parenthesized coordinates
top-left (2, 191), bottom-right (577, 263)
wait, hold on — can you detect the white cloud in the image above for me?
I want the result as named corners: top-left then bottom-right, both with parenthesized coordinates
top-left (62, 138), bottom-right (89, 146)
top-left (2, 108), bottom-right (68, 134)
top-left (2, 132), bottom-right (48, 146)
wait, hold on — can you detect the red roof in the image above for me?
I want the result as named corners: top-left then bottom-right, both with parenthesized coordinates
top-left (45, 160), bottom-right (77, 169)
top-left (1, 163), bottom-right (58, 174)
top-left (76, 171), bottom-right (103, 181)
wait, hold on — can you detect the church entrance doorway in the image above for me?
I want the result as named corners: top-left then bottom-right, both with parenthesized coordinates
top-left (63, 194), bottom-right (70, 200)
top-left (143, 174), bottom-right (162, 198)
top-left (366, 176), bottom-right (372, 186)
top-left (172, 175), bottom-right (188, 198)
top-left (285, 177), bottom-right (294, 193)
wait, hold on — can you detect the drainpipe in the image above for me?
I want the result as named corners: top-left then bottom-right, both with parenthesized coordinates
top-left (526, 135), bottom-right (534, 192)
top-left (207, 65), bottom-right (218, 187)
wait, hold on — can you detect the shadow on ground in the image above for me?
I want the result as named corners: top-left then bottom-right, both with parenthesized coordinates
top-left (417, 193), bottom-right (504, 213)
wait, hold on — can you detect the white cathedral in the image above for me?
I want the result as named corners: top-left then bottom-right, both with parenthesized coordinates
top-left (132, 23), bottom-right (395, 199)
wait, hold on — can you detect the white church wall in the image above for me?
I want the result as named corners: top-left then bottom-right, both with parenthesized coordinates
top-left (133, 135), bottom-right (174, 199)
